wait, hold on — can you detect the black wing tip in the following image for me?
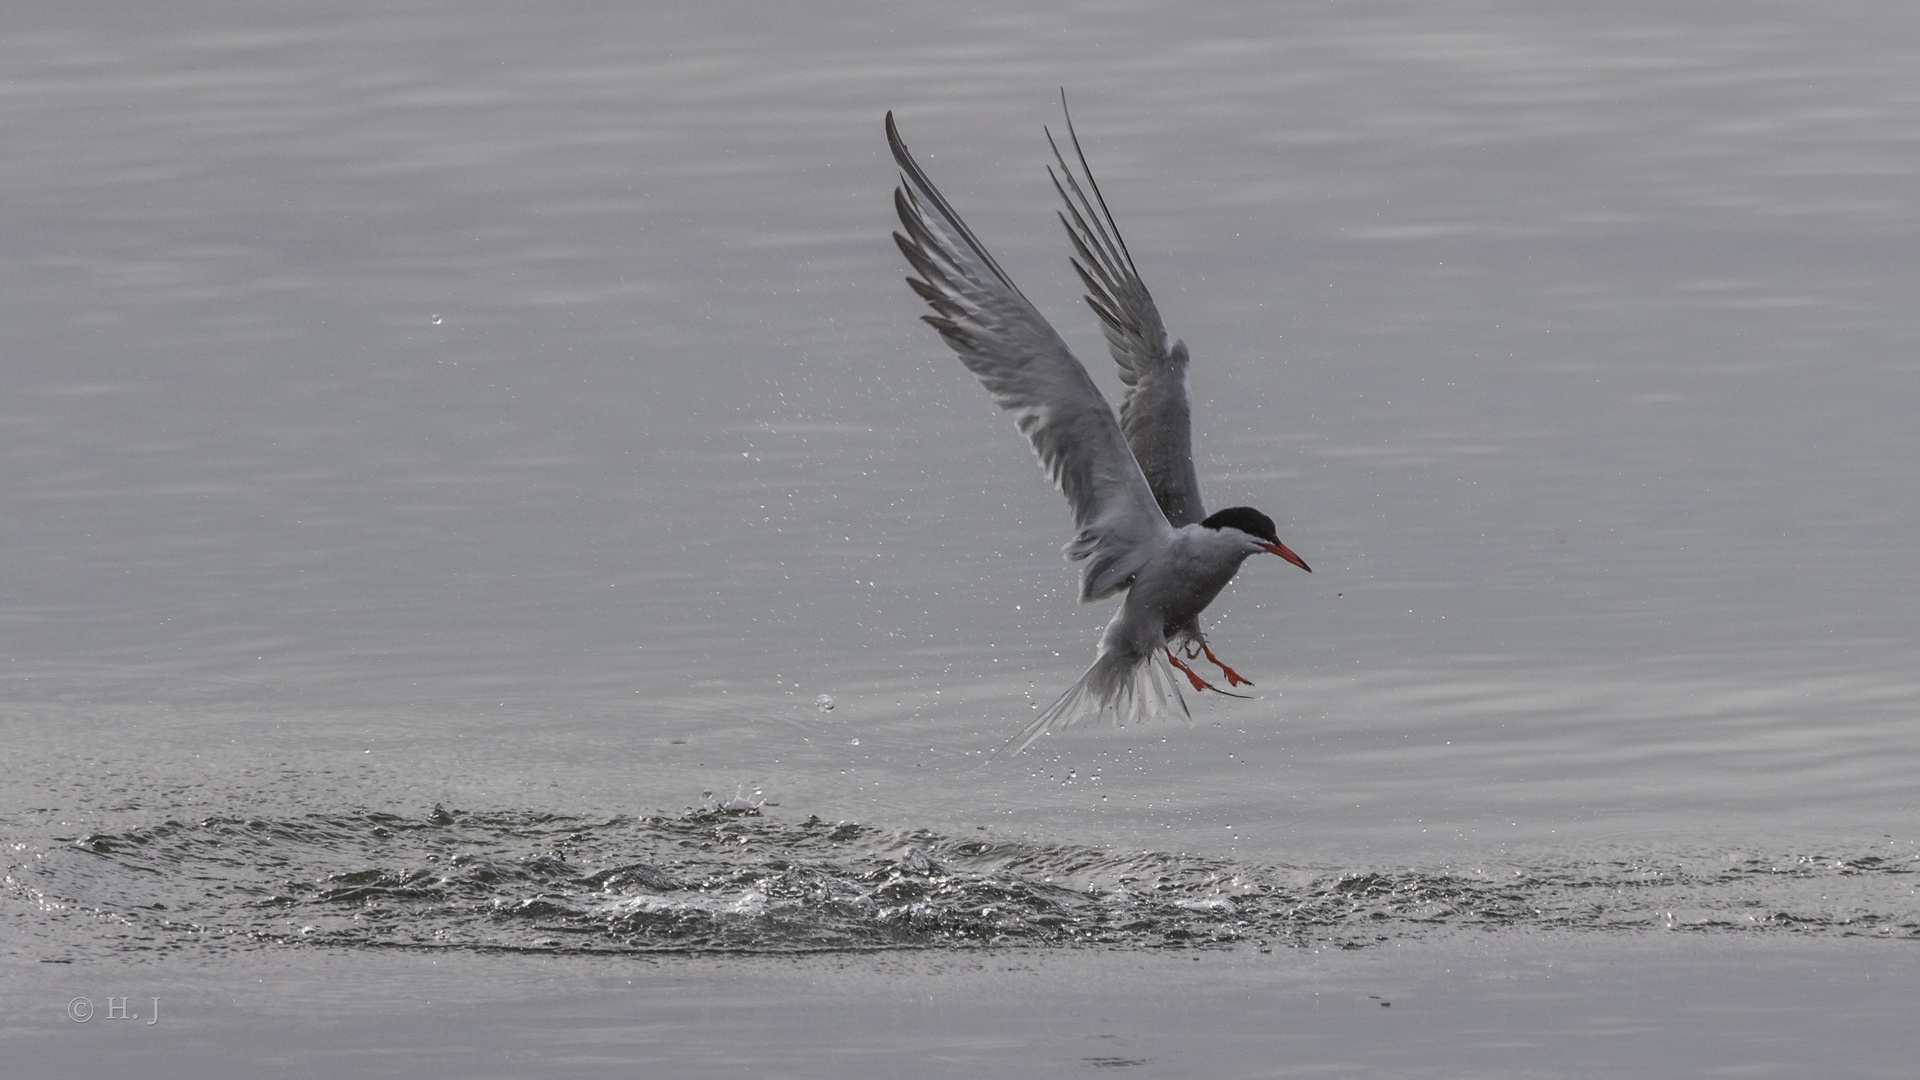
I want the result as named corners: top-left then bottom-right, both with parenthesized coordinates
top-left (885, 110), bottom-right (918, 176)
top-left (1050, 93), bottom-right (1139, 278)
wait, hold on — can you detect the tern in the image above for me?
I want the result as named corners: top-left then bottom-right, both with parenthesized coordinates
top-left (888, 99), bottom-right (1311, 754)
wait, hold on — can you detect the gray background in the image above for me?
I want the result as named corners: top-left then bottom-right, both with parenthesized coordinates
top-left (4, 1), bottom-right (1917, 1076)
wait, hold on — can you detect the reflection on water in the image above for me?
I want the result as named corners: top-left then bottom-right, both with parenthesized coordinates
top-left (15, 803), bottom-right (1915, 959)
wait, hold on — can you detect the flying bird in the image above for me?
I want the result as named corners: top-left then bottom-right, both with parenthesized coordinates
top-left (887, 99), bottom-right (1310, 754)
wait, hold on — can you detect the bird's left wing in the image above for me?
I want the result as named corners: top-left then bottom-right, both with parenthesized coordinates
top-left (888, 111), bottom-right (1171, 603)
top-left (1046, 101), bottom-right (1207, 527)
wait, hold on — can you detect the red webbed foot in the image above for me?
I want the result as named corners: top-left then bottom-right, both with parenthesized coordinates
top-left (1165, 649), bottom-right (1252, 698)
top-left (1201, 641), bottom-right (1253, 687)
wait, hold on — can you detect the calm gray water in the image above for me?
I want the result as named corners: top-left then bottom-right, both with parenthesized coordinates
top-left (4, 1), bottom-right (1918, 1076)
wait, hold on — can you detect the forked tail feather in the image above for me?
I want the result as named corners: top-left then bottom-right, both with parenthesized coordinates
top-left (999, 649), bottom-right (1190, 756)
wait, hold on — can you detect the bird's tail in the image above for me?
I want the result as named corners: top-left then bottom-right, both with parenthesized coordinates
top-left (1000, 649), bottom-right (1189, 756)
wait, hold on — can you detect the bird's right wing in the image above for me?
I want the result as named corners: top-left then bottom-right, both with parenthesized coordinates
top-left (1046, 100), bottom-right (1207, 527)
top-left (888, 111), bottom-right (1171, 603)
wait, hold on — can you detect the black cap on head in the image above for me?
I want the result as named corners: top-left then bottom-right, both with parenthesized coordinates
top-left (1200, 506), bottom-right (1279, 545)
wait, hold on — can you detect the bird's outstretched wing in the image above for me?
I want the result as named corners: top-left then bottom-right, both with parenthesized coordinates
top-left (888, 111), bottom-right (1171, 603)
top-left (1046, 98), bottom-right (1206, 527)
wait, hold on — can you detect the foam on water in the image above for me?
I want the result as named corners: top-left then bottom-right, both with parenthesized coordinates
top-left (13, 804), bottom-right (1916, 959)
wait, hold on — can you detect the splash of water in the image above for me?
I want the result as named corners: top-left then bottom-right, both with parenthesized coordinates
top-left (11, 806), bottom-right (1917, 957)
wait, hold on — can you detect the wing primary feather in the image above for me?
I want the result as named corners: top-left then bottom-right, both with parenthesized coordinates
top-left (1080, 290), bottom-right (1124, 333)
top-left (1053, 204), bottom-right (1126, 302)
top-left (1048, 89), bottom-right (1138, 278)
top-left (1048, 168), bottom-right (1128, 288)
top-left (1066, 252), bottom-right (1124, 323)
top-left (1041, 92), bottom-right (1208, 529)
top-left (1058, 92), bottom-right (1138, 277)
top-left (887, 112), bottom-right (1027, 302)
top-left (885, 107), bottom-right (1174, 603)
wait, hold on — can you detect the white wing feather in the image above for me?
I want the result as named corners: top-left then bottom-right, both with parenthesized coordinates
top-left (888, 112), bottom-right (1172, 602)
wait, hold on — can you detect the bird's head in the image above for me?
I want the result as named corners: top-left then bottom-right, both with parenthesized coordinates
top-left (1201, 506), bottom-right (1311, 572)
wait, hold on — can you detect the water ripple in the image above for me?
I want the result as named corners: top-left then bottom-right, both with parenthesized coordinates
top-left (12, 806), bottom-right (1917, 957)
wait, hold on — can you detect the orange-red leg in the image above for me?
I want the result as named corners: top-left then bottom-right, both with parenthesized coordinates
top-left (1201, 640), bottom-right (1253, 687)
top-left (1165, 648), bottom-right (1221, 693)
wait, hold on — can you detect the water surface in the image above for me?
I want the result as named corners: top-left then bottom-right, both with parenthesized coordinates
top-left (4, 1), bottom-right (1918, 1075)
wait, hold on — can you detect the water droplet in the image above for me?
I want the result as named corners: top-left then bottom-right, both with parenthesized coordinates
top-left (816, 694), bottom-right (835, 712)
top-left (849, 738), bottom-right (860, 746)
top-left (429, 314), bottom-right (443, 325)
